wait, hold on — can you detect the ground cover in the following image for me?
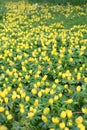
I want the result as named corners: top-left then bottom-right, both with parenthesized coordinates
top-left (0, 0), bottom-right (87, 130)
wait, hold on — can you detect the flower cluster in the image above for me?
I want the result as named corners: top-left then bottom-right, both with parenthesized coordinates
top-left (0, 1), bottom-right (87, 130)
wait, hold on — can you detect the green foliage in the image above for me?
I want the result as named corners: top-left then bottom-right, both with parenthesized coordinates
top-left (0, 1), bottom-right (87, 130)
top-left (28, 0), bottom-right (87, 5)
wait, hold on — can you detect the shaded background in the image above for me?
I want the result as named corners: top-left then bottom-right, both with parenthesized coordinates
top-left (0, 0), bottom-right (87, 5)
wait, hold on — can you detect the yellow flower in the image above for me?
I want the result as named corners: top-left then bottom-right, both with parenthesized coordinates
top-left (80, 67), bottom-right (83, 71)
top-left (67, 120), bottom-right (72, 126)
top-left (43, 107), bottom-right (50, 115)
top-left (65, 99), bottom-right (73, 104)
top-left (21, 92), bottom-right (26, 98)
top-left (45, 88), bottom-right (50, 94)
top-left (84, 77), bottom-right (87, 83)
top-left (4, 97), bottom-right (8, 103)
top-left (7, 87), bottom-right (11, 92)
top-left (28, 112), bottom-right (34, 119)
top-left (42, 115), bottom-right (48, 122)
top-left (76, 86), bottom-right (81, 92)
top-left (58, 72), bottom-right (62, 76)
top-left (62, 73), bottom-right (66, 78)
top-left (75, 116), bottom-right (83, 124)
top-left (60, 111), bottom-right (66, 118)
top-left (81, 107), bottom-right (87, 114)
top-left (58, 93), bottom-right (62, 98)
top-left (20, 108), bottom-right (25, 113)
top-left (69, 58), bottom-right (73, 62)
top-left (52, 84), bottom-right (56, 89)
top-left (50, 89), bottom-right (55, 95)
top-left (45, 82), bottom-right (50, 87)
top-left (19, 104), bottom-right (24, 108)
top-left (25, 75), bottom-right (30, 80)
top-left (29, 70), bottom-right (33, 74)
top-left (34, 99), bottom-right (39, 106)
top-left (60, 53), bottom-right (64, 58)
top-left (64, 84), bottom-right (68, 89)
top-left (59, 122), bottom-right (65, 129)
top-left (22, 66), bottom-right (27, 72)
top-left (38, 91), bottom-right (42, 97)
top-left (42, 75), bottom-right (47, 81)
top-left (0, 106), bottom-right (5, 112)
top-left (58, 60), bottom-right (62, 64)
top-left (25, 96), bottom-right (30, 102)
top-left (33, 108), bottom-right (37, 114)
top-left (54, 95), bottom-right (59, 101)
top-left (68, 89), bottom-right (73, 94)
top-left (31, 88), bottom-right (37, 95)
top-left (12, 78), bottom-right (16, 83)
top-left (77, 123), bottom-right (85, 130)
top-left (55, 79), bottom-right (59, 83)
top-left (64, 127), bottom-right (69, 130)
top-left (7, 114), bottom-right (13, 120)
top-left (66, 110), bottom-right (73, 118)
top-left (48, 98), bottom-right (54, 104)
top-left (74, 68), bottom-right (78, 73)
top-left (0, 125), bottom-right (8, 130)
top-left (52, 117), bottom-right (59, 124)
top-left (77, 73), bottom-right (81, 80)
top-left (5, 110), bottom-right (9, 115)
top-left (38, 65), bottom-right (42, 70)
top-left (36, 82), bottom-right (41, 87)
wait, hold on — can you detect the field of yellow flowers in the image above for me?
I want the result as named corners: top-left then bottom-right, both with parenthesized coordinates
top-left (0, 1), bottom-right (87, 130)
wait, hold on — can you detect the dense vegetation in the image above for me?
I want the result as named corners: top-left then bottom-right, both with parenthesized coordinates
top-left (0, 0), bottom-right (87, 130)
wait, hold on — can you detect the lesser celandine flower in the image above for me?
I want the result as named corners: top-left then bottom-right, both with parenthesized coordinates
top-left (54, 79), bottom-right (59, 83)
top-left (64, 127), bottom-right (69, 130)
top-left (76, 86), bottom-right (81, 92)
top-left (0, 106), bottom-right (5, 112)
top-left (77, 124), bottom-right (85, 130)
top-left (67, 120), bottom-right (72, 126)
top-left (54, 95), bottom-right (59, 101)
top-left (45, 88), bottom-right (50, 94)
top-left (25, 96), bottom-right (30, 102)
top-left (42, 115), bottom-right (48, 122)
top-left (52, 117), bottom-right (59, 124)
top-left (69, 58), bottom-right (73, 62)
top-left (0, 2), bottom-right (87, 130)
top-left (31, 88), bottom-right (37, 95)
top-left (81, 107), bottom-right (87, 114)
top-left (52, 84), bottom-right (56, 89)
top-left (50, 89), bottom-right (55, 95)
top-left (60, 111), bottom-right (66, 118)
top-left (7, 114), bottom-right (13, 120)
top-left (34, 99), bottom-right (39, 106)
top-left (59, 122), bottom-right (65, 129)
top-left (43, 107), bottom-right (50, 115)
top-left (84, 77), bottom-right (87, 83)
top-left (5, 110), bottom-right (9, 115)
top-left (38, 91), bottom-right (42, 97)
top-left (4, 97), bottom-right (8, 103)
top-left (28, 112), bottom-right (34, 119)
top-left (68, 89), bottom-right (73, 94)
top-left (64, 84), bottom-right (68, 89)
top-left (49, 128), bottom-right (55, 130)
top-left (49, 98), bottom-right (54, 104)
top-left (20, 108), bottom-right (25, 113)
top-left (77, 73), bottom-right (81, 80)
top-left (66, 110), bottom-right (73, 118)
top-left (58, 93), bottom-right (62, 98)
top-left (75, 116), bottom-right (83, 124)
top-left (65, 99), bottom-right (73, 104)
top-left (0, 125), bottom-right (8, 130)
